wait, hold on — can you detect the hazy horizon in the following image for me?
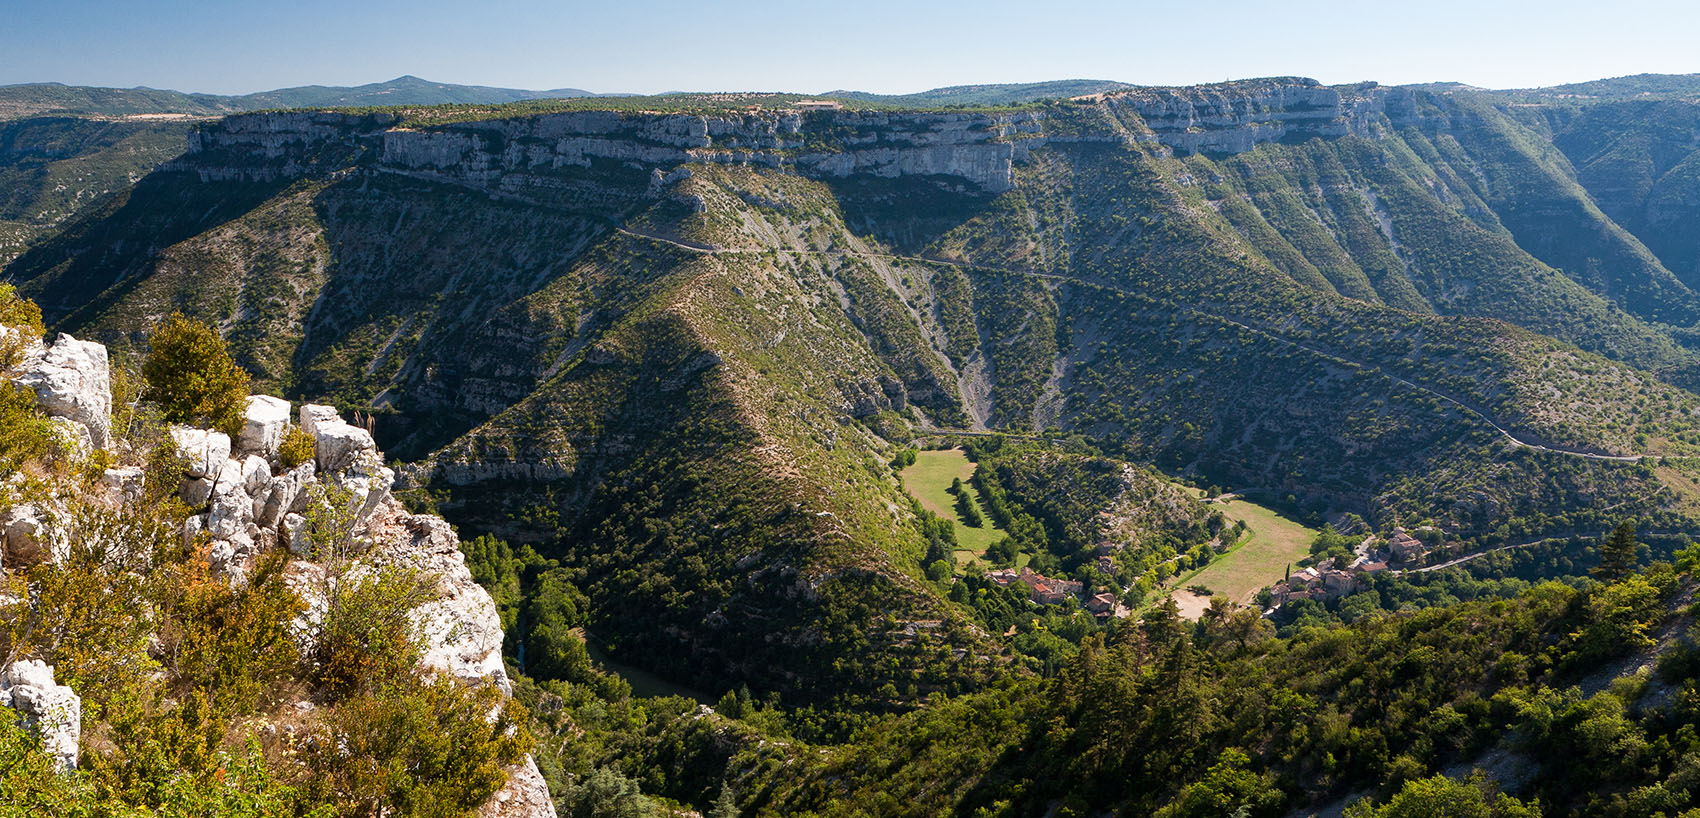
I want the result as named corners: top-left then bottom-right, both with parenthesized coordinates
top-left (4, 0), bottom-right (1698, 97)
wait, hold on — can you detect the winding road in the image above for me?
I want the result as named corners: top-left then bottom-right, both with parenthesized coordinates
top-left (615, 226), bottom-right (1648, 464)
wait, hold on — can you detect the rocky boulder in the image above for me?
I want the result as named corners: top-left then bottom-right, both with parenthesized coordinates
top-left (313, 422), bottom-right (378, 474)
top-left (254, 461), bottom-right (316, 529)
top-left (368, 507), bottom-right (511, 693)
top-left (15, 333), bottom-right (111, 450)
top-left (0, 660), bottom-right (81, 772)
top-left (237, 395), bottom-right (293, 459)
top-left (1, 504), bottom-right (48, 568)
top-left (477, 756), bottom-right (558, 818)
top-left (100, 466), bottom-right (145, 505)
top-left (170, 427), bottom-right (232, 480)
top-left (298, 403), bottom-right (341, 437)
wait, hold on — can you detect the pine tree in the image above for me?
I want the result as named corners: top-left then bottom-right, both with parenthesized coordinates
top-left (1593, 521), bottom-right (1639, 582)
top-left (709, 782), bottom-right (739, 818)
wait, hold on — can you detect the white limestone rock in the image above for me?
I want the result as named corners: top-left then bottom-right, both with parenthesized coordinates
top-left (476, 755), bottom-right (559, 818)
top-left (182, 513), bottom-right (208, 548)
top-left (237, 395), bottom-right (292, 458)
top-left (281, 513), bottom-right (310, 557)
top-left (100, 466), bottom-right (145, 505)
top-left (50, 417), bottom-right (92, 454)
top-left (207, 461), bottom-right (254, 540)
top-left (16, 333), bottom-right (111, 450)
top-left (332, 463), bottom-right (394, 528)
top-left (298, 403), bottom-right (341, 437)
top-left (314, 421), bottom-right (377, 474)
top-left (1, 504), bottom-right (46, 568)
top-left (181, 475), bottom-right (214, 507)
top-left (240, 454), bottom-right (271, 495)
top-left (170, 427), bottom-right (231, 480)
top-left (257, 462), bottom-right (315, 529)
top-left (0, 660), bottom-right (81, 772)
top-left (368, 506), bottom-right (510, 693)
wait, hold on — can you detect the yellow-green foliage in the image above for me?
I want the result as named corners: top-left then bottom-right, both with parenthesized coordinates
top-left (313, 564), bottom-right (437, 698)
top-left (141, 313), bottom-right (251, 437)
top-left (155, 549), bottom-right (306, 715)
top-left (298, 675), bottom-right (531, 818)
top-left (278, 422), bottom-right (315, 469)
top-left (0, 284), bottom-right (44, 373)
top-left (0, 474), bottom-right (527, 816)
top-left (0, 383), bottom-right (54, 476)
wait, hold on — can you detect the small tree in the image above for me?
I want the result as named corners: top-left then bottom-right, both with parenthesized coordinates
top-left (1593, 521), bottom-right (1639, 583)
top-left (709, 782), bottom-right (740, 818)
top-left (141, 313), bottom-right (250, 437)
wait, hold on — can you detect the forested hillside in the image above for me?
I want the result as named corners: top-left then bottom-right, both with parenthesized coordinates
top-left (9, 74), bottom-right (1700, 816)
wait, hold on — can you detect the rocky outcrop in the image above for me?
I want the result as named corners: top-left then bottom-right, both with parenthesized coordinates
top-left (14, 332), bottom-right (111, 449)
top-left (0, 504), bottom-right (46, 569)
top-left (0, 660), bottom-right (81, 772)
top-left (1103, 78), bottom-right (1433, 156)
top-left (188, 107), bottom-right (1044, 194)
top-left (364, 505), bottom-right (511, 693)
top-left (477, 756), bottom-right (557, 818)
top-left (0, 320), bottom-right (550, 813)
top-left (237, 394), bottom-right (292, 459)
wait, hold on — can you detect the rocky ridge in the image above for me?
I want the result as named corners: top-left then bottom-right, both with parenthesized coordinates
top-left (185, 107), bottom-right (1045, 193)
top-left (176, 77), bottom-right (1448, 201)
top-left (0, 325), bottom-right (553, 816)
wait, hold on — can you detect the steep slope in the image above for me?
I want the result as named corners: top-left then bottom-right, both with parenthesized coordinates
top-left (1539, 99), bottom-right (1700, 291)
top-left (0, 116), bottom-right (191, 264)
top-left (11, 84), bottom-right (1700, 697)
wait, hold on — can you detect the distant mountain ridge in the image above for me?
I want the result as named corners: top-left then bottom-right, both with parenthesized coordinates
top-left (12, 72), bottom-right (1700, 122)
top-left (823, 79), bottom-right (1135, 106)
top-left (0, 75), bottom-right (608, 120)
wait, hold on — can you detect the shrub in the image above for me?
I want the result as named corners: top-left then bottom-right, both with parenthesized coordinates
top-left (156, 550), bottom-right (306, 715)
top-left (313, 563), bottom-right (437, 698)
top-left (278, 423), bottom-right (315, 469)
top-left (141, 313), bottom-right (250, 437)
top-left (299, 676), bottom-right (531, 818)
top-left (0, 382), bottom-right (54, 475)
top-left (0, 284), bottom-right (44, 373)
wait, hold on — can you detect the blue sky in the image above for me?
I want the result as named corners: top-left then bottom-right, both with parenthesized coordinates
top-left (2, 0), bottom-right (1696, 95)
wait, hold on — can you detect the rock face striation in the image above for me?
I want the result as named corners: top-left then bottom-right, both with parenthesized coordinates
top-left (0, 322), bottom-right (553, 816)
top-left (173, 78), bottom-right (1450, 211)
top-left (1104, 78), bottom-right (1429, 155)
top-left (11, 331), bottom-right (112, 450)
top-left (186, 107), bottom-right (1045, 194)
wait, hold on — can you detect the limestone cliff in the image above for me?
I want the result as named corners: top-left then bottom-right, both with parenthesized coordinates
top-left (184, 107), bottom-right (1043, 193)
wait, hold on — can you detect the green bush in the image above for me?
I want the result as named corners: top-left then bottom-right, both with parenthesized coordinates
top-left (156, 549), bottom-right (306, 715)
top-left (0, 382), bottom-right (54, 476)
top-left (313, 563), bottom-right (437, 698)
top-left (299, 675), bottom-right (531, 818)
top-left (0, 284), bottom-right (44, 373)
top-left (141, 313), bottom-right (250, 437)
top-left (278, 423), bottom-right (315, 468)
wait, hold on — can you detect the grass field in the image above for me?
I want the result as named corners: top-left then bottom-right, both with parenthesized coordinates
top-left (900, 449), bottom-right (1007, 560)
top-left (1174, 497), bottom-right (1318, 606)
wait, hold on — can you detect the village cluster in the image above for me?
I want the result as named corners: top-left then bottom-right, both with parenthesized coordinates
top-left (976, 525), bottom-right (1443, 620)
top-left (1265, 527), bottom-right (1439, 608)
top-left (986, 566), bottom-right (1126, 619)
